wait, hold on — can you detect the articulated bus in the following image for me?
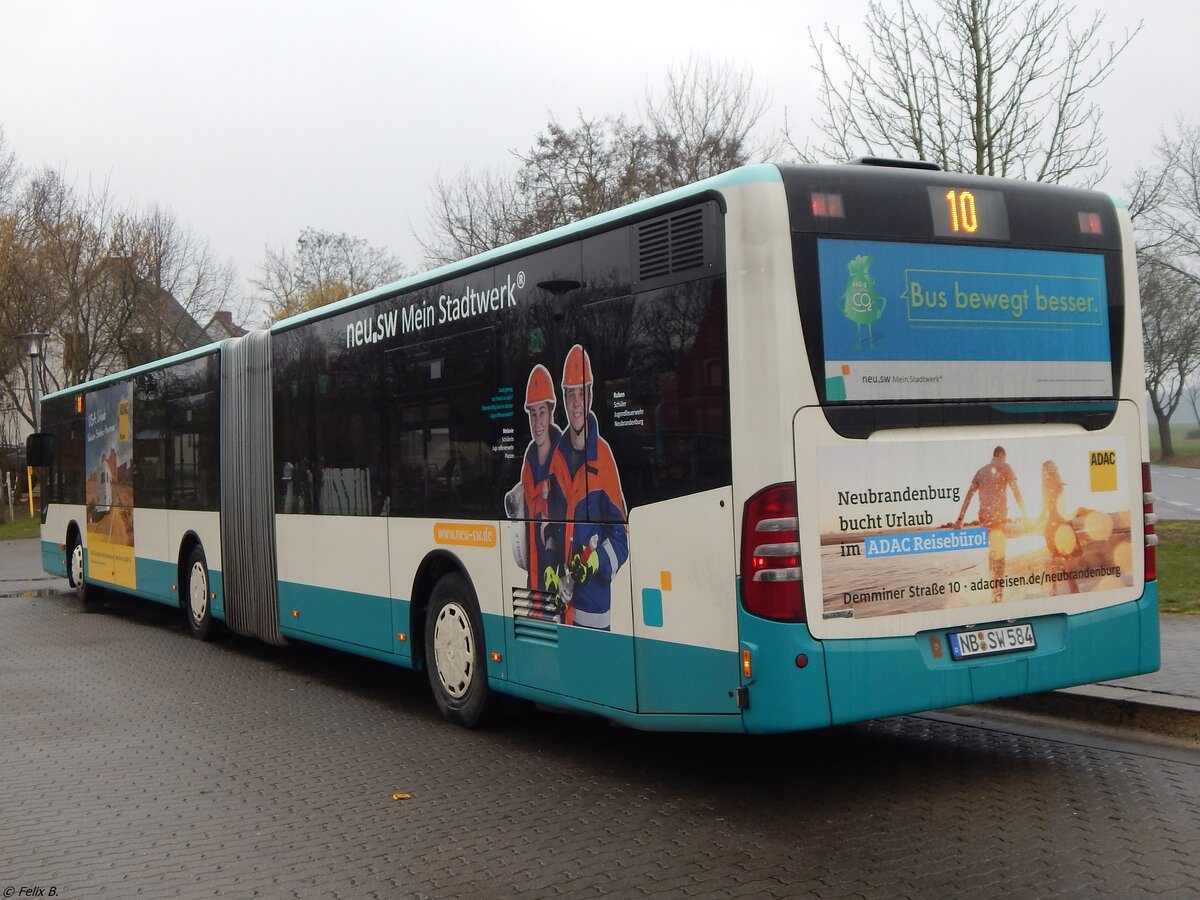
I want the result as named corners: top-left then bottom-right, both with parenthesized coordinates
top-left (32, 160), bottom-right (1159, 732)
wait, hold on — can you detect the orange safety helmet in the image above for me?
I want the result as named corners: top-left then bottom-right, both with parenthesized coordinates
top-left (524, 364), bottom-right (556, 410)
top-left (561, 344), bottom-right (593, 391)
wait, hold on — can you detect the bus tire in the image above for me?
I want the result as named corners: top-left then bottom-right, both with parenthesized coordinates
top-left (68, 531), bottom-right (102, 606)
top-left (424, 573), bottom-right (496, 728)
top-left (183, 544), bottom-right (215, 641)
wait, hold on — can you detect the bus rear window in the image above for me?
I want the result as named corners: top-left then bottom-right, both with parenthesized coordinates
top-left (816, 238), bottom-right (1113, 404)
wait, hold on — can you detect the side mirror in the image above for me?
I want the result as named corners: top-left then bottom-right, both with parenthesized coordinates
top-left (26, 432), bottom-right (57, 467)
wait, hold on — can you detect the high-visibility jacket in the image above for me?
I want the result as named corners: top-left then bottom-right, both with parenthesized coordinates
top-left (548, 412), bottom-right (628, 630)
top-left (519, 427), bottom-right (562, 592)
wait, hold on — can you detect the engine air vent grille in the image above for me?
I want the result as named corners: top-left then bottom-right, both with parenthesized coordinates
top-left (637, 206), bottom-right (707, 281)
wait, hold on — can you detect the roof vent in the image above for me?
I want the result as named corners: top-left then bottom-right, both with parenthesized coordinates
top-left (847, 156), bottom-right (941, 171)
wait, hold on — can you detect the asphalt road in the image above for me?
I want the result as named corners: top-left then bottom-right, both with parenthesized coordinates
top-left (2, 577), bottom-right (1199, 898)
top-left (1151, 464), bottom-right (1200, 521)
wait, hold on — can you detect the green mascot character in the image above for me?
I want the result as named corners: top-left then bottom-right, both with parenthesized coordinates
top-left (840, 254), bottom-right (886, 349)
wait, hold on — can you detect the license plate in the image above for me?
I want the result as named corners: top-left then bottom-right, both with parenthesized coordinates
top-left (948, 623), bottom-right (1036, 660)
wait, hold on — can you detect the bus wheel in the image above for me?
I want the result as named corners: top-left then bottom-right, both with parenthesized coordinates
top-left (424, 574), bottom-right (497, 728)
top-left (68, 533), bottom-right (101, 605)
top-left (183, 544), bottom-right (215, 641)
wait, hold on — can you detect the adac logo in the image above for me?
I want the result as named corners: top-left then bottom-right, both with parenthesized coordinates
top-left (1089, 449), bottom-right (1118, 492)
top-left (839, 254), bottom-right (887, 349)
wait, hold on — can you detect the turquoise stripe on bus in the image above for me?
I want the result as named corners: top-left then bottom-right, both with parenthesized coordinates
top-left (496, 680), bottom-right (747, 734)
top-left (634, 635), bottom-right (741, 714)
top-left (507, 623), bottom-right (637, 711)
top-left (736, 601), bottom-right (834, 734)
top-left (136, 557), bottom-right (179, 605)
top-left (41, 541), bottom-right (67, 578)
top-left (76, 554), bottom-right (226, 618)
top-left (278, 580), bottom-right (408, 656)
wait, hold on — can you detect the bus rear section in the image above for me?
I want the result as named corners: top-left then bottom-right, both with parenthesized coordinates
top-left (732, 163), bottom-right (1158, 733)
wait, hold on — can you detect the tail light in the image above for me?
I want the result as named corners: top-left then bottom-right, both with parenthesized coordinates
top-left (1143, 463), bottom-right (1158, 581)
top-left (741, 483), bottom-right (804, 621)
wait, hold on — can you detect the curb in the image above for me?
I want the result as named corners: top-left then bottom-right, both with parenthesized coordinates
top-left (979, 685), bottom-right (1200, 747)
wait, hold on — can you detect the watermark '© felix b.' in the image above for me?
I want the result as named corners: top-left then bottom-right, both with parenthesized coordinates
top-left (3, 887), bottom-right (58, 897)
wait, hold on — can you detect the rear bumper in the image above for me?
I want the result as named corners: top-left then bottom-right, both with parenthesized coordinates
top-left (739, 582), bottom-right (1160, 733)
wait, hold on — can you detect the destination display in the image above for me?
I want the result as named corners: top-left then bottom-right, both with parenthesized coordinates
top-left (820, 239), bottom-right (1112, 403)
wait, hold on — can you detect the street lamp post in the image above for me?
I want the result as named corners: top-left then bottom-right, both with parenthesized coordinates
top-left (18, 331), bottom-right (49, 432)
top-left (19, 331), bottom-right (48, 517)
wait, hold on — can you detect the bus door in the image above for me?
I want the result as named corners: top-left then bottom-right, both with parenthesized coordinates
top-left (629, 487), bottom-right (741, 714)
top-left (504, 532), bottom-right (643, 715)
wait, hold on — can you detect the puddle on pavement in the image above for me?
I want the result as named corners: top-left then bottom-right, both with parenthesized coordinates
top-left (0, 588), bottom-right (67, 600)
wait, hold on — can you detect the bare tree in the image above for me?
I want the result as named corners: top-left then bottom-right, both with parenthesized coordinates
top-left (420, 116), bottom-right (650, 266)
top-left (21, 169), bottom-right (125, 389)
top-left (0, 199), bottom-right (55, 437)
top-left (108, 204), bottom-right (241, 364)
top-left (1139, 254), bottom-right (1200, 459)
top-left (643, 57), bottom-right (777, 193)
top-left (256, 227), bottom-right (406, 323)
top-left (1127, 118), bottom-right (1200, 459)
top-left (514, 113), bottom-right (650, 237)
top-left (420, 167), bottom-right (529, 266)
top-left (0, 127), bottom-right (18, 214)
top-left (1185, 378), bottom-right (1200, 436)
top-left (1129, 119), bottom-right (1200, 261)
top-left (0, 169), bottom-right (125, 429)
top-left (420, 57), bottom-right (774, 265)
top-left (792, 0), bottom-right (1140, 183)
top-left (0, 161), bottom-right (242, 431)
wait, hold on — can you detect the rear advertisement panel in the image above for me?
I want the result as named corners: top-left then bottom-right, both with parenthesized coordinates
top-left (812, 432), bottom-right (1137, 627)
top-left (820, 239), bottom-right (1113, 403)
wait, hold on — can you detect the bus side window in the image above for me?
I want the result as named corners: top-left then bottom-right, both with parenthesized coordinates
top-left (577, 279), bottom-right (731, 508)
top-left (386, 328), bottom-right (498, 519)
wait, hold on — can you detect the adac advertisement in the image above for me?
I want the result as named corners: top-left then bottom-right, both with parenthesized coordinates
top-left (815, 434), bottom-right (1136, 622)
top-left (820, 238), bottom-right (1113, 403)
top-left (85, 382), bottom-right (136, 589)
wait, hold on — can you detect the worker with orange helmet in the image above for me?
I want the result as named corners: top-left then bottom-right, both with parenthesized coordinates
top-left (505, 364), bottom-right (563, 602)
top-left (548, 344), bottom-right (628, 630)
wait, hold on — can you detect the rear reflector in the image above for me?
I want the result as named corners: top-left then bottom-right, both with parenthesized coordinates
top-left (1143, 463), bottom-right (1157, 581)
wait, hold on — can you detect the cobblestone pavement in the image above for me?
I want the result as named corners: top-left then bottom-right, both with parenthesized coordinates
top-left (2, 584), bottom-right (1199, 899)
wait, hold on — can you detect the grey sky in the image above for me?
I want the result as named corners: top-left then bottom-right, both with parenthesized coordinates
top-left (0, 0), bottom-right (1189, 319)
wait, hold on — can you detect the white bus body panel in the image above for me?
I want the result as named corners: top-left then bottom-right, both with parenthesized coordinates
top-left (44, 504), bottom-right (84, 545)
top-left (720, 178), bottom-right (812, 545)
top-left (628, 487), bottom-right (738, 652)
top-left (276, 514), bottom-right (390, 598)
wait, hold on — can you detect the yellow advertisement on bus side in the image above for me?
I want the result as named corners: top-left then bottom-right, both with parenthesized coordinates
top-left (85, 382), bottom-right (136, 590)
